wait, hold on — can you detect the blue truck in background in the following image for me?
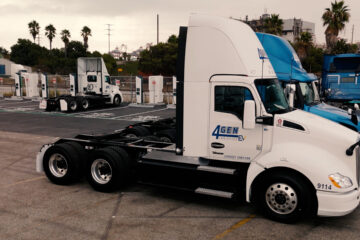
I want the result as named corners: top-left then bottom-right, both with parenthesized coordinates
top-left (256, 32), bottom-right (360, 132)
top-left (322, 53), bottom-right (360, 105)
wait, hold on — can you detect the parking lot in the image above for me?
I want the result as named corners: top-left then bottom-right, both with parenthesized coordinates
top-left (1, 98), bottom-right (360, 240)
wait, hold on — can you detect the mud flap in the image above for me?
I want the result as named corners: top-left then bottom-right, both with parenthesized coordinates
top-left (60, 99), bottom-right (68, 112)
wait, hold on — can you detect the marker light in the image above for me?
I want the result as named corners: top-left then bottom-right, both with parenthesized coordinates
top-left (328, 173), bottom-right (353, 189)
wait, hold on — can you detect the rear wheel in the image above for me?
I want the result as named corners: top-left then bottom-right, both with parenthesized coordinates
top-left (81, 98), bottom-right (90, 110)
top-left (87, 148), bottom-right (128, 192)
top-left (43, 143), bottom-right (82, 185)
top-left (255, 172), bottom-right (315, 223)
top-left (68, 99), bottom-right (78, 112)
top-left (124, 126), bottom-right (151, 138)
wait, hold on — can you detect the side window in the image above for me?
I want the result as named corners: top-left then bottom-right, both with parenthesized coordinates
top-left (105, 76), bottom-right (110, 84)
top-left (87, 75), bottom-right (97, 82)
top-left (215, 86), bottom-right (254, 120)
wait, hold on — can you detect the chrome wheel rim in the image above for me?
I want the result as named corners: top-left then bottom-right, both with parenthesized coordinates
top-left (265, 183), bottom-right (298, 215)
top-left (91, 159), bottom-right (112, 184)
top-left (49, 153), bottom-right (68, 177)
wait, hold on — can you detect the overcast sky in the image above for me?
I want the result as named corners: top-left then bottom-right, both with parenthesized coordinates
top-left (1, 0), bottom-right (360, 53)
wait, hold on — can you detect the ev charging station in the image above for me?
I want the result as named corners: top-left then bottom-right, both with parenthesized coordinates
top-left (22, 72), bottom-right (40, 98)
top-left (41, 73), bottom-right (48, 98)
top-left (135, 76), bottom-right (143, 104)
top-left (149, 76), bottom-right (163, 104)
top-left (14, 73), bottom-right (22, 97)
top-left (70, 73), bottom-right (77, 97)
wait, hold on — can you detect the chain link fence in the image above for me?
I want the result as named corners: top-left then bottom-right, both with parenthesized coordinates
top-left (1, 75), bottom-right (175, 104)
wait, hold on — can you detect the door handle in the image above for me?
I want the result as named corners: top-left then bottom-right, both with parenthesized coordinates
top-left (211, 142), bottom-right (225, 149)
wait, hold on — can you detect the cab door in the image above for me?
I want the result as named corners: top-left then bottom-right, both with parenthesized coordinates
top-left (209, 81), bottom-right (263, 162)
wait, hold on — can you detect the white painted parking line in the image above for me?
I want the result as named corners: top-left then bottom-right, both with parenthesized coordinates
top-left (70, 105), bottom-right (130, 116)
top-left (110, 108), bottom-right (169, 119)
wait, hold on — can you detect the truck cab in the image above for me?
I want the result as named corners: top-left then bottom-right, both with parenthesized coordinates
top-left (322, 54), bottom-right (360, 104)
top-left (77, 57), bottom-right (122, 105)
top-left (37, 14), bottom-right (360, 222)
top-left (257, 32), bottom-right (360, 132)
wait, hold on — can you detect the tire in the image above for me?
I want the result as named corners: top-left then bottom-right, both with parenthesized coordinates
top-left (124, 126), bottom-right (151, 138)
top-left (113, 95), bottom-right (121, 106)
top-left (255, 172), bottom-right (315, 223)
top-left (43, 143), bottom-right (82, 185)
top-left (68, 99), bottom-right (78, 112)
top-left (107, 146), bottom-right (131, 170)
top-left (81, 98), bottom-right (90, 110)
top-left (87, 148), bottom-right (127, 192)
top-left (156, 129), bottom-right (176, 143)
top-left (65, 141), bottom-right (88, 175)
top-left (143, 135), bottom-right (161, 141)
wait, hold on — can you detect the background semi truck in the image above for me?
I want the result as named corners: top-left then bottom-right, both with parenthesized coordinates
top-left (39, 57), bottom-right (123, 112)
top-left (257, 32), bottom-right (360, 132)
top-left (36, 15), bottom-right (360, 222)
top-left (322, 53), bottom-right (360, 107)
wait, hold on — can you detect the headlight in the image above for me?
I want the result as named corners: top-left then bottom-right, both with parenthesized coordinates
top-left (328, 173), bottom-right (353, 188)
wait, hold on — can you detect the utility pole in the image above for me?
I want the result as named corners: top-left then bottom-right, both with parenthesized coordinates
top-left (352, 24), bottom-right (354, 44)
top-left (105, 24), bottom-right (113, 54)
top-left (157, 14), bottom-right (159, 44)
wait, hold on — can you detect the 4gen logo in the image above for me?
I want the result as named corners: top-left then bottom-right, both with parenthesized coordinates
top-left (212, 125), bottom-right (246, 141)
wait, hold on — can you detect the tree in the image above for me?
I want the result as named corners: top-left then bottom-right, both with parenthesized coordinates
top-left (0, 47), bottom-right (9, 58)
top-left (330, 38), bottom-right (358, 54)
top-left (293, 32), bottom-right (313, 60)
top-left (45, 24), bottom-right (56, 50)
top-left (61, 29), bottom-right (71, 57)
top-left (322, 0), bottom-right (350, 51)
top-left (28, 20), bottom-right (40, 43)
top-left (264, 14), bottom-right (283, 35)
top-left (81, 26), bottom-right (92, 50)
top-left (67, 41), bottom-right (87, 59)
top-left (139, 35), bottom-right (178, 75)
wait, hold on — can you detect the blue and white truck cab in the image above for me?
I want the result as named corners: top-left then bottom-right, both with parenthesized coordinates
top-left (257, 33), bottom-right (360, 132)
top-left (37, 15), bottom-right (360, 223)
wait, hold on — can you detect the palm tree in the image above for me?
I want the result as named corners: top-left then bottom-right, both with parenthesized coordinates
top-left (263, 14), bottom-right (283, 35)
top-left (322, 0), bottom-right (350, 50)
top-left (45, 24), bottom-right (56, 50)
top-left (61, 29), bottom-right (71, 57)
top-left (81, 26), bottom-right (92, 50)
top-left (28, 20), bottom-right (40, 43)
top-left (294, 32), bottom-right (313, 60)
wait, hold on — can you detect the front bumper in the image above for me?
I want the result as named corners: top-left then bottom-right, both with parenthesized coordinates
top-left (317, 188), bottom-right (360, 216)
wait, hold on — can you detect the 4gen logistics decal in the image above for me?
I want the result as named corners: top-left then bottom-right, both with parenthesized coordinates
top-left (212, 125), bottom-right (246, 141)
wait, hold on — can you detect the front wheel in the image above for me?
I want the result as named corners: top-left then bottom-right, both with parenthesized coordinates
top-left (113, 95), bottom-right (121, 106)
top-left (255, 172), bottom-right (315, 223)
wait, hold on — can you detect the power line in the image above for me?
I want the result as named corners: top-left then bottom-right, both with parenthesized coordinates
top-left (105, 24), bottom-right (113, 53)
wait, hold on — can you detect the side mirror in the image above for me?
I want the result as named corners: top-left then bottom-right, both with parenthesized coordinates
top-left (243, 100), bottom-right (256, 129)
top-left (285, 84), bottom-right (296, 108)
top-left (348, 108), bottom-right (353, 115)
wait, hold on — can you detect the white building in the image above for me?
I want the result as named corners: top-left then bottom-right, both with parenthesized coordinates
top-left (0, 58), bottom-right (32, 78)
top-left (282, 18), bottom-right (315, 43)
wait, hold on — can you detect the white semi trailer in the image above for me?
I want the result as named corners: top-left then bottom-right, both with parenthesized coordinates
top-left (39, 57), bottom-right (123, 112)
top-left (36, 15), bottom-right (360, 222)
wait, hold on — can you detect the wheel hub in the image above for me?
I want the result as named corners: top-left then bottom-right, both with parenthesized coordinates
top-left (91, 159), bottom-right (112, 184)
top-left (49, 153), bottom-right (68, 178)
top-left (265, 183), bottom-right (298, 215)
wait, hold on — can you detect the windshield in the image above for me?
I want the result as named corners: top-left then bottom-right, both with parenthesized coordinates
top-left (299, 81), bottom-right (320, 105)
top-left (255, 79), bottom-right (290, 114)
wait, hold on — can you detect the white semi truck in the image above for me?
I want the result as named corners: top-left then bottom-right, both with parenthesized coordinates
top-left (36, 15), bottom-right (360, 222)
top-left (39, 57), bottom-right (123, 112)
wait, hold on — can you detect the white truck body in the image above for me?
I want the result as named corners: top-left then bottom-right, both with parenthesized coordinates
top-left (36, 14), bottom-right (360, 221)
